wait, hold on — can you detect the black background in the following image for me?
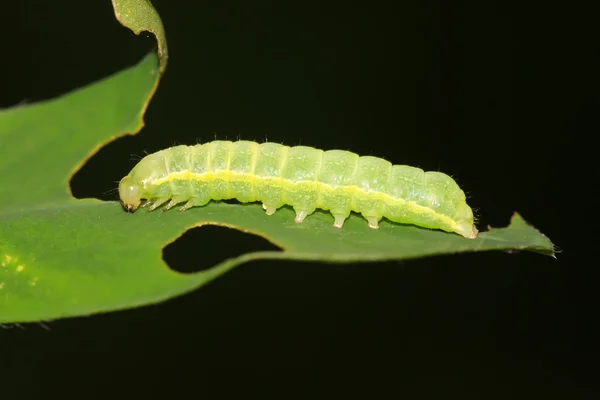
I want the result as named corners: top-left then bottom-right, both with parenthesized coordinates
top-left (1, 1), bottom-right (594, 398)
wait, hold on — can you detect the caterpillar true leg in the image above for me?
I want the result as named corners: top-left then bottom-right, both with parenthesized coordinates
top-left (179, 196), bottom-right (211, 212)
top-left (178, 201), bottom-right (194, 212)
top-left (164, 195), bottom-right (189, 211)
top-left (147, 198), bottom-right (170, 211)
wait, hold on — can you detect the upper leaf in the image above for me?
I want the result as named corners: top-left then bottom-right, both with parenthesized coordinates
top-left (112, 0), bottom-right (168, 72)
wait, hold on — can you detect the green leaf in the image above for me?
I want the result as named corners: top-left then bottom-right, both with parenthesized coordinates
top-left (0, 53), bottom-right (164, 324)
top-left (0, 2), bottom-right (555, 324)
top-left (111, 0), bottom-right (168, 72)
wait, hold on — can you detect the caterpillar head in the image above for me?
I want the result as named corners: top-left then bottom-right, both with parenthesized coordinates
top-left (118, 176), bottom-right (142, 212)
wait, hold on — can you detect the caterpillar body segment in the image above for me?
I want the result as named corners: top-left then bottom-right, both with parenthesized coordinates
top-left (118, 140), bottom-right (478, 238)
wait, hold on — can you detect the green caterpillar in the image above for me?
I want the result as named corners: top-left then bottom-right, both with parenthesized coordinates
top-left (118, 140), bottom-right (478, 238)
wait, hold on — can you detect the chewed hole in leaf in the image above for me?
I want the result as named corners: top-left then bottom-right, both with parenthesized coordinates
top-left (69, 136), bottom-right (145, 202)
top-left (163, 225), bottom-right (282, 274)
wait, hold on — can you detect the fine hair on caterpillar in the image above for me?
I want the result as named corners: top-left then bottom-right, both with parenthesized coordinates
top-left (118, 140), bottom-right (478, 238)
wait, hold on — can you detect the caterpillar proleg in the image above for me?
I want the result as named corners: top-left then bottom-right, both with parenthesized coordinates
top-left (118, 140), bottom-right (478, 238)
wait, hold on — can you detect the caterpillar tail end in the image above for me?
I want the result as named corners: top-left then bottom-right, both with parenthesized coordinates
top-left (118, 176), bottom-right (142, 213)
top-left (455, 222), bottom-right (479, 239)
top-left (453, 203), bottom-right (479, 239)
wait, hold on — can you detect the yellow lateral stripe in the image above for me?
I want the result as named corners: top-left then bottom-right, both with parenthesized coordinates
top-left (152, 170), bottom-right (457, 228)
